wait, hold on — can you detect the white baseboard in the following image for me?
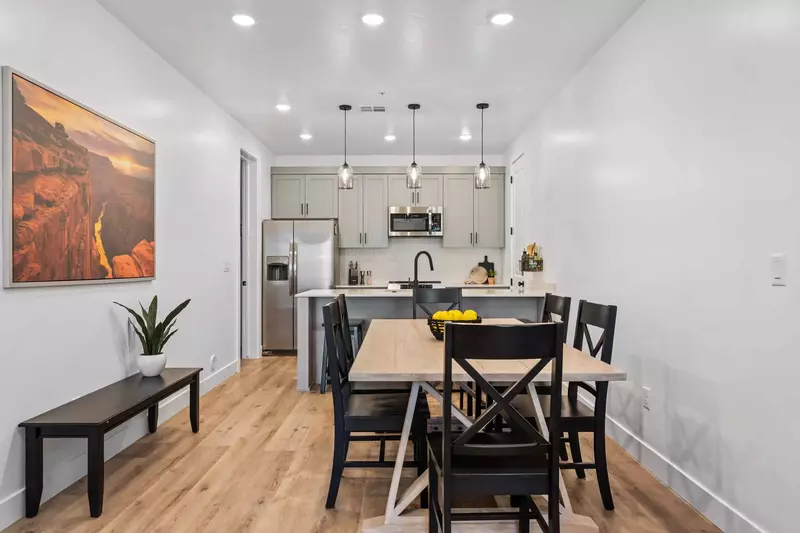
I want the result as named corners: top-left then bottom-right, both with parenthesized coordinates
top-left (0, 360), bottom-right (238, 531)
top-left (576, 394), bottom-right (766, 533)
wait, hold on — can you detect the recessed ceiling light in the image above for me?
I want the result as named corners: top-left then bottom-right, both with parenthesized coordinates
top-left (459, 133), bottom-right (472, 141)
top-left (362, 13), bottom-right (384, 26)
top-left (232, 14), bottom-right (256, 27)
top-left (275, 104), bottom-right (291, 112)
top-left (300, 133), bottom-right (312, 140)
top-left (491, 13), bottom-right (514, 26)
top-left (384, 135), bottom-right (396, 142)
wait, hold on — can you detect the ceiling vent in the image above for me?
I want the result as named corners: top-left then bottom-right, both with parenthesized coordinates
top-left (359, 105), bottom-right (386, 113)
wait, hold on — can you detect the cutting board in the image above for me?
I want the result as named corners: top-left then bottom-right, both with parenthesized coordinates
top-left (478, 256), bottom-right (494, 276)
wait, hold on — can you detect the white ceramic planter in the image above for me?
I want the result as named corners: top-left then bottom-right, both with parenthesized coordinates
top-left (138, 353), bottom-right (167, 377)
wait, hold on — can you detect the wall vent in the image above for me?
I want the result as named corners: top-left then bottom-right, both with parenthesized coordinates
top-left (359, 105), bottom-right (386, 113)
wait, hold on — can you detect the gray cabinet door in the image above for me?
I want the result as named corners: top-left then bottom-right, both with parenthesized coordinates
top-left (362, 175), bottom-right (389, 248)
top-left (271, 175), bottom-right (305, 219)
top-left (305, 175), bottom-right (338, 219)
top-left (442, 175), bottom-right (475, 248)
top-left (474, 175), bottom-right (505, 248)
top-left (387, 176), bottom-right (415, 207)
top-left (337, 176), bottom-right (363, 248)
top-left (417, 175), bottom-right (442, 206)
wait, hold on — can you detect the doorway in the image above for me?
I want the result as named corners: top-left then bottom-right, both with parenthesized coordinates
top-left (240, 150), bottom-right (257, 360)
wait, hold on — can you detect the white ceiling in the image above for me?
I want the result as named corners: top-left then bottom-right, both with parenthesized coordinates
top-left (98, 0), bottom-right (643, 156)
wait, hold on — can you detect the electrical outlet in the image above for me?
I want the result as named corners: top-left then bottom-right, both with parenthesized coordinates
top-left (210, 354), bottom-right (217, 371)
top-left (642, 386), bottom-right (651, 411)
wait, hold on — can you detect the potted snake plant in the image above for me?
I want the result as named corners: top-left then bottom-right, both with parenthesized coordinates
top-left (115, 296), bottom-right (191, 377)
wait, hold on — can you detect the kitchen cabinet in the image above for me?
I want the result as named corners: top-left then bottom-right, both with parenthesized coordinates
top-left (271, 175), bottom-right (338, 219)
top-left (474, 176), bottom-right (505, 248)
top-left (363, 175), bottom-right (389, 248)
top-left (387, 175), bottom-right (442, 207)
top-left (271, 175), bottom-right (304, 219)
top-left (337, 176), bottom-right (363, 248)
top-left (443, 174), bottom-right (504, 249)
top-left (305, 175), bottom-right (338, 218)
top-left (337, 175), bottom-right (389, 249)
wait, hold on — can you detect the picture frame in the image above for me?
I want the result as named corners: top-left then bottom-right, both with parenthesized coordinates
top-left (2, 67), bottom-right (156, 288)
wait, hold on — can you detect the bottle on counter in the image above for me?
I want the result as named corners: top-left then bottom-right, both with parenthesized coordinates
top-left (366, 270), bottom-right (372, 285)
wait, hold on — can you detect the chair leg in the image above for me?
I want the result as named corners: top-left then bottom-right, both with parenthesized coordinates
top-left (428, 454), bottom-right (438, 532)
top-left (442, 472), bottom-right (452, 533)
top-left (320, 342), bottom-right (328, 394)
top-left (518, 495), bottom-right (530, 533)
top-left (594, 431), bottom-right (614, 510)
top-left (559, 433), bottom-right (569, 461)
top-left (415, 429), bottom-right (428, 509)
top-left (569, 431), bottom-right (586, 479)
top-left (325, 429), bottom-right (346, 508)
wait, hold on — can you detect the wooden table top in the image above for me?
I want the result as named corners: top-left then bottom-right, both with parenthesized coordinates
top-left (349, 319), bottom-right (627, 383)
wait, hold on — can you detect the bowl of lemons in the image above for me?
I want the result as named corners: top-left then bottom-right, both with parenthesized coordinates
top-left (427, 309), bottom-right (481, 341)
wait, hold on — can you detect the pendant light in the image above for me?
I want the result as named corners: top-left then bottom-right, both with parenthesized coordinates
top-left (474, 103), bottom-right (491, 189)
top-left (337, 105), bottom-right (353, 189)
top-left (406, 104), bottom-right (422, 189)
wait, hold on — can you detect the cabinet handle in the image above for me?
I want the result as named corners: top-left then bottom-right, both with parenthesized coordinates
top-left (476, 232), bottom-right (479, 244)
top-left (470, 233), bottom-right (473, 244)
top-left (411, 192), bottom-right (415, 205)
top-left (305, 203), bottom-right (309, 216)
top-left (359, 233), bottom-right (362, 244)
top-left (364, 232), bottom-right (368, 244)
top-left (300, 203), bottom-right (303, 215)
top-left (417, 191), bottom-right (420, 204)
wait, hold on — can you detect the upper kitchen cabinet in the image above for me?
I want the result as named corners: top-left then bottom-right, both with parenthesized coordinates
top-left (271, 175), bottom-right (305, 219)
top-left (337, 175), bottom-right (389, 249)
top-left (271, 174), bottom-right (338, 219)
top-left (337, 176), bottom-right (363, 248)
top-left (362, 175), bottom-right (389, 248)
top-left (474, 176), bottom-right (505, 248)
top-left (442, 174), bottom-right (504, 249)
top-left (388, 175), bottom-right (442, 207)
top-left (304, 175), bottom-right (338, 218)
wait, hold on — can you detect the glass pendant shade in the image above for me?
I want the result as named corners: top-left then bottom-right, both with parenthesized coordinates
top-left (474, 162), bottom-right (491, 189)
top-left (407, 162), bottom-right (422, 189)
top-left (338, 163), bottom-right (354, 189)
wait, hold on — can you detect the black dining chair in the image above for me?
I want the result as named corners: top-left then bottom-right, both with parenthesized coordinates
top-left (319, 294), bottom-right (364, 394)
top-left (322, 300), bottom-right (430, 509)
top-left (427, 321), bottom-right (564, 533)
top-left (519, 293), bottom-right (571, 342)
top-left (518, 299), bottom-right (618, 510)
top-left (412, 287), bottom-right (462, 319)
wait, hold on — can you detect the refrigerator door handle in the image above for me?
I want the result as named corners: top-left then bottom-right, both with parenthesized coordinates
top-left (289, 240), bottom-right (296, 296)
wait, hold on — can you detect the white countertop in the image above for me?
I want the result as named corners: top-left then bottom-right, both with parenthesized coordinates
top-left (334, 284), bottom-right (512, 289)
top-left (295, 287), bottom-right (550, 298)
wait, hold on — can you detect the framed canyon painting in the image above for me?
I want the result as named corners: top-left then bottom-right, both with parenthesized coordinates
top-left (2, 68), bottom-right (155, 287)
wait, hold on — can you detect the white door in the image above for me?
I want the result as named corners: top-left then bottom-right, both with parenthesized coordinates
top-left (272, 176), bottom-right (305, 219)
top-left (475, 175), bottom-right (505, 248)
top-left (442, 175), bottom-right (475, 248)
top-left (417, 175), bottom-right (442, 206)
top-left (305, 175), bottom-right (338, 219)
top-left (338, 175), bottom-right (363, 248)
top-left (362, 175), bottom-right (389, 248)
top-left (387, 176), bottom-right (414, 207)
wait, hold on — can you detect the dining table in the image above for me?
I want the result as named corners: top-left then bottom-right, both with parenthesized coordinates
top-left (348, 318), bottom-right (628, 533)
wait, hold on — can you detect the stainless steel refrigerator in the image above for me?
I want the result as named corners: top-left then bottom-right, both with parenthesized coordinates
top-left (262, 220), bottom-right (338, 353)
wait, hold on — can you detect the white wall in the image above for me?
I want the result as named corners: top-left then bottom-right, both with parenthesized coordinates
top-left (507, 1), bottom-right (800, 532)
top-left (273, 154), bottom-right (505, 167)
top-left (0, 1), bottom-right (272, 528)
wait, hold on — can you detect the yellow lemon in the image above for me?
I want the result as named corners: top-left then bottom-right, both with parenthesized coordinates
top-left (448, 309), bottom-right (464, 321)
top-left (463, 310), bottom-right (478, 321)
top-left (432, 311), bottom-right (447, 321)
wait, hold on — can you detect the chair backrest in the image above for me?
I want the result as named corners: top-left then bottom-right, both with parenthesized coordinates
top-left (541, 293), bottom-right (571, 344)
top-left (570, 300), bottom-right (617, 416)
top-left (323, 300), bottom-right (350, 427)
top-left (442, 322), bottom-right (563, 465)
top-left (335, 294), bottom-right (356, 369)
top-left (412, 287), bottom-right (462, 319)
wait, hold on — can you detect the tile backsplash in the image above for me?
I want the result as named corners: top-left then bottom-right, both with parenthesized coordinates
top-left (339, 238), bottom-right (504, 285)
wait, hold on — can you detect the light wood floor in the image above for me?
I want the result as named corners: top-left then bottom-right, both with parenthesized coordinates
top-left (6, 357), bottom-right (720, 533)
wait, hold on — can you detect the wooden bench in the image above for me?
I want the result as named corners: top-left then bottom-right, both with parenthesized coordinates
top-left (18, 367), bottom-right (202, 518)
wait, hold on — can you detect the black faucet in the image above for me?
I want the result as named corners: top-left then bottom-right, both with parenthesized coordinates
top-left (414, 251), bottom-right (434, 289)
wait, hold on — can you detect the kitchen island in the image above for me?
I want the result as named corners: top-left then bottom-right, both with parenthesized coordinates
top-left (293, 285), bottom-right (553, 391)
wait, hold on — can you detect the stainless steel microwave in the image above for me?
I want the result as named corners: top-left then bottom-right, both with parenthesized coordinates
top-left (388, 206), bottom-right (443, 237)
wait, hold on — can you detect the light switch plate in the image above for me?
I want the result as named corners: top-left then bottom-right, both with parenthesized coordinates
top-left (771, 254), bottom-right (787, 286)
